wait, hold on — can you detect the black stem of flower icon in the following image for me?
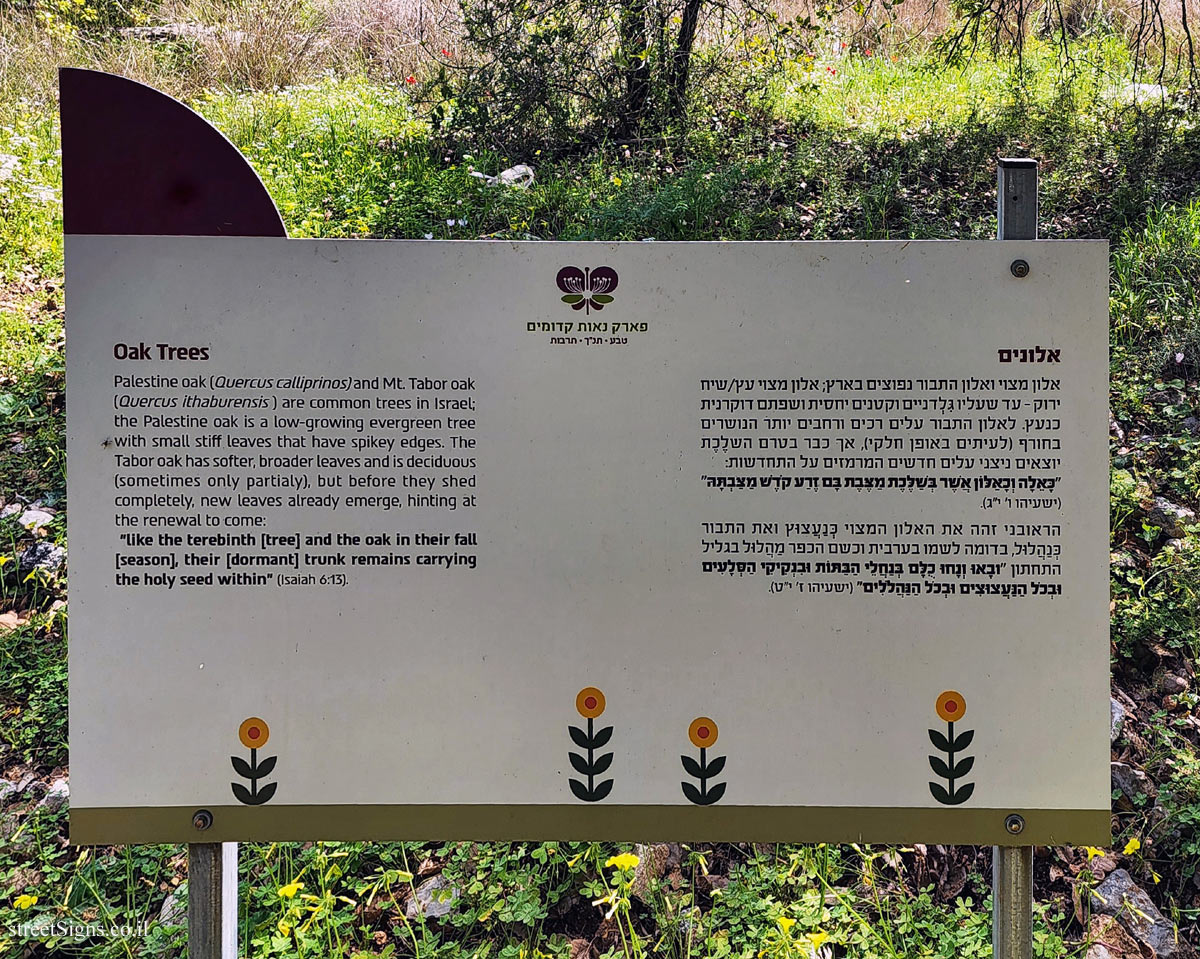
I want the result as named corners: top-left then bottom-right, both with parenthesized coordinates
top-left (928, 718), bottom-right (974, 806)
top-left (947, 723), bottom-right (955, 796)
top-left (231, 744), bottom-right (278, 805)
top-left (588, 718), bottom-right (594, 795)
top-left (568, 717), bottom-right (614, 802)
top-left (681, 746), bottom-right (726, 805)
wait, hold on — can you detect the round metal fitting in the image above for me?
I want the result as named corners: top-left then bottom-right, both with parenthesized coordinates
top-left (1004, 813), bottom-right (1026, 835)
top-left (192, 808), bottom-right (214, 831)
top-left (1010, 259), bottom-right (1030, 278)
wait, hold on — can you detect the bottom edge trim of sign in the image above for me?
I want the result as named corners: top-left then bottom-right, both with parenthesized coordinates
top-left (70, 805), bottom-right (1111, 846)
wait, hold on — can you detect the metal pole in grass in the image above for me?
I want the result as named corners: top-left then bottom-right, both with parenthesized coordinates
top-left (188, 840), bottom-right (238, 959)
top-left (993, 155), bottom-right (1037, 959)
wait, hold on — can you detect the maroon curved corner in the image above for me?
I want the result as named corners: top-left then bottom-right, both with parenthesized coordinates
top-left (59, 68), bottom-right (287, 237)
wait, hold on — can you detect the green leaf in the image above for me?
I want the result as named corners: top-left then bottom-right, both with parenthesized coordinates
top-left (561, 294), bottom-right (583, 304)
top-left (592, 294), bottom-right (614, 304)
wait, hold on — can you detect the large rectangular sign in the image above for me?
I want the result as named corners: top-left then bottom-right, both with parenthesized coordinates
top-left (67, 237), bottom-right (1109, 844)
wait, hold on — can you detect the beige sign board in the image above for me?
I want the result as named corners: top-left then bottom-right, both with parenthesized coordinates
top-left (66, 236), bottom-right (1109, 845)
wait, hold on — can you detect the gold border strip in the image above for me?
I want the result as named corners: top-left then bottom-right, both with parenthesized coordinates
top-left (71, 805), bottom-right (1110, 846)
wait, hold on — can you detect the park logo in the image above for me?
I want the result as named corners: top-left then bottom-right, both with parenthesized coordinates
top-left (556, 266), bottom-right (618, 314)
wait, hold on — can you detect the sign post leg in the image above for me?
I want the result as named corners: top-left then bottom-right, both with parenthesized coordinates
top-left (993, 155), bottom-right (1037, 959)
top-left (188, 842), bottom-right (238, 959)
top-left (993, 845), bottom-right (1034, 959)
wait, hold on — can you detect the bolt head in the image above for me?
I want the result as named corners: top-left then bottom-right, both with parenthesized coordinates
top-left (1010, 259), bottom-right (1030, 278)
top-left (192, 809), bottom-right (214, 830)
top-left (1004, 813), bottom-right (1026, 835)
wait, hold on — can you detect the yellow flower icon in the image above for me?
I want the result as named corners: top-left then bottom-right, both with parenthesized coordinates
top-left (606, 852), bottom-right (639, 871)
top-left (239, 717), bottom-right (270, 749)
top-left (277, 881), bottom-right (304, 898)
top-left (689, 717), bottom-right (718, 749)
top-left (14, 894), bottom-right (37, 910)
top-left (935, 691), bottom-right (966, 723)
top-left (576, 687), bottom-right (606, 719)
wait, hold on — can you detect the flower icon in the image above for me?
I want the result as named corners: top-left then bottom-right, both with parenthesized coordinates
top-left (239, 716), bottom-right (269, 749)
top-left (232, 716), bottom-right (278, 805)
top-left (688, 717), bottom-right (718, 749)
top-left (576, 686), bottom-right (606, 719)
top-left (556, 266), bottom-right (619, 314)
top-left (569, 687), bottom-right (614, 802)
top-left (928, 691), bottom-right (974, 806)
top-left (681, 716), bottom-right (726, 805)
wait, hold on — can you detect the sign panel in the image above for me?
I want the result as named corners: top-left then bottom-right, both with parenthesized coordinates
top-left (67, 237), bottom-right (1109, 844)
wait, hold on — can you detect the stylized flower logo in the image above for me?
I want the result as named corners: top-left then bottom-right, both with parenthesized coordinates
top-left (928, 690), bottom-right (974, 806)
top-left (556, 266), bottom-right (618, 314)
top-left (688, 717), bottom-right (718, 749)
top-left (935, 690), bottom-right (965, 723)
top-left (569, 686), bottom-right (614, 802)
top-left (239, 716), bottom-right (269, 749)
top-left (576, 686), bottom-right (606, 719)
top-left (232, 716), bottom-right (278, 805)
top-left (682, 716), bottom-right (726, 805)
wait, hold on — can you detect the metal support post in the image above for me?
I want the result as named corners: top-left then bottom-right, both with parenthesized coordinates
top-left (994, 845), bottom-right (1034, 959)
top-left (993, 155), bottom-right (1037, 959)
top-left (189, 841), bottom-right (238, 959)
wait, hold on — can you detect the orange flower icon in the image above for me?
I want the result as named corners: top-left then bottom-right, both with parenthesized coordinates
top-left (576, 687), bottom-right (606, 719)
top-left (935, 691), bottom-right (966, 723)
top-left (688, 717), bottom-right (718, 749)
top-left (239, 717), bottom-right (270, 750)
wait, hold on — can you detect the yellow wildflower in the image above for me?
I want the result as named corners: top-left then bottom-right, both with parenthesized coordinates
top-left (776, 916), bottom-right (796, 934)
top-left (1083, 846), bottom-right (1105, 861)
top-left (1123, 837), bottom-right (1141, 856)
top-left (14, 894), bottom-right (37, 910)
top-left (278, 881), bottom-right (304, 898)
top-left (277, 921), bottom-right (292, 937)
top-left (807, 931), bottom-right (831, 950)
top-left (605, 853), bottom-right (639, 871)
